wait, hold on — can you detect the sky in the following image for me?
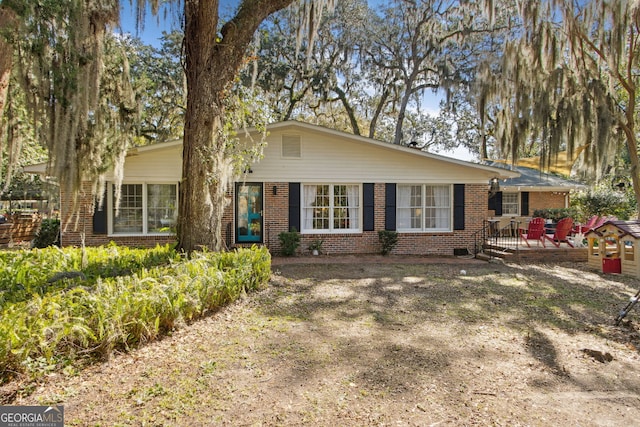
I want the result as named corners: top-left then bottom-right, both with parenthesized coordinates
top-left (118, 1), bottom-right (474, 161)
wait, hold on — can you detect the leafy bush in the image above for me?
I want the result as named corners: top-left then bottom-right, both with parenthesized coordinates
top-left (0, 243), bottom-right (179, 307)
top-left (378, 230), bottom-right (398, 255)
top-left (0, 244), bottom-right (271, 383)
top-left (532, 208), bottom-right (579, 222)
top-left (278, 227), bottom-right (300, 256)
top-left (32, 219), bottom-right (60, 248)
top-left (571, 186), bottom-right (635, 220)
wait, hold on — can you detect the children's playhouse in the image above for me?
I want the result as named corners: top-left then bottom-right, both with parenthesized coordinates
top-left (585, 220), bottom-right (640, 277)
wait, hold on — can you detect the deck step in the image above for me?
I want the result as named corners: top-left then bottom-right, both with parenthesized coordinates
top-left (475, 252), bottom-right (492, 261)
top-left (484, 248), bottom-right (513, 258)
top-left (483, 244), bottom-right (516, 253)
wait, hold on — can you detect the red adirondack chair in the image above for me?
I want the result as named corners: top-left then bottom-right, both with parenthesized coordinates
top-left (572, 215), bottom-right (599, 234)
top-left (544, 217), bottom-right (574, 248)
top-left (519, 217), bottom-right (546, 247)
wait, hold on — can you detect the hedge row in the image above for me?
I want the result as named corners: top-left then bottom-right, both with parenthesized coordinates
top-left (0, 245), bottom-right (271, 383)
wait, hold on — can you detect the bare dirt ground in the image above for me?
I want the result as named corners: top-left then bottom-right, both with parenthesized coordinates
top-left (13, 257), bottom-right (640, 426)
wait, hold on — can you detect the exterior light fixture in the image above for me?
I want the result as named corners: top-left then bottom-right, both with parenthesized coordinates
top-left (489, 177), bottom-right (500, 193)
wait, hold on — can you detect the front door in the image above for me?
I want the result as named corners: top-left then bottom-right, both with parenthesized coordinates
top-left (236, 183), bottom-right (263, 243)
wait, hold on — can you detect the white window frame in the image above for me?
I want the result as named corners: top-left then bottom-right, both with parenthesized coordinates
top-left (396, 184), bottom-right (452, 232)
top-left (301, 183), bottom-right (362, 234)
top-left (502, 192), bottom-right (520, 216)
top-left (108, 182), bottom-right (179, 235)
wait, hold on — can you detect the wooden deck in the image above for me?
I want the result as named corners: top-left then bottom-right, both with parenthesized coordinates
top-left (482, 235), bottom-right (588, 263)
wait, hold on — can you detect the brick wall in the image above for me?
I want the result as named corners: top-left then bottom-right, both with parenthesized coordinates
top-left (65, 181), bottom-right (490, 256)
top-left (0, 213), bottom-right (42, 245)
top-left (528, 191), bottom-right (568, 215)
top-left (254, 182), bottom-right (488, 257)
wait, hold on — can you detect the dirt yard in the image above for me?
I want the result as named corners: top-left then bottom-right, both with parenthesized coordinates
top-left (13, 257), bottom-right (640, 426)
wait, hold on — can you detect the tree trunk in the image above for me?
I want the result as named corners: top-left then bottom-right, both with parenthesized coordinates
top-left (333, 85), bottom-right (360, 135)
top-left (393, 68), bottom-right (420, 145)
top-left (0, 7), bottom-right (15, 113)
top-left (393, 80), bottom-right (413, 144)
top-left (621, 85), bottom-right (640, 220)
top-left (177, 0), bottom-right (296, 253)
top-left (368, 88), bottom-right (389, 138)
top-left (0, 6), bottom-right (17, 154)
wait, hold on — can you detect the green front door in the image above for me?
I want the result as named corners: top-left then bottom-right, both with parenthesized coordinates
top-left (236, 183), bottom-right (263, 243)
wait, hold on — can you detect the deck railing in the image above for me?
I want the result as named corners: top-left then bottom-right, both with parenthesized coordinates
top-left (472, 219), bottom-right (524, 259)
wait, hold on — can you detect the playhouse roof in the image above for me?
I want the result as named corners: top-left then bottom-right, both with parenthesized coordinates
top-left (585, 220), bottom-right (640, 239)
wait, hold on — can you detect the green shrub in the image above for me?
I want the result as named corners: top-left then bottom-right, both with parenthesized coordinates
top-left (571, 186), bottom-right (635, 220)
top-left (32, 219), bottom-right (60, 248)
top-left (0, 244), bottom-right (179, 307)
top-left (0, 245), bottom-right (271, 383)
top-left (278, 227), bottom-right (300, 256)
top-left (532, 208), bottom-right (579, 222)
top-left (378, 230), bottom-right (398, 255)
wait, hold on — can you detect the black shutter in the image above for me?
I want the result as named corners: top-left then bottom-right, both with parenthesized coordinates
top-left (288, 183), bottom-right (301, 232)
top-left (488, 191), bottom-right (496, 211)
top-left (488, 190), bottom-right (504, 216)
top-left (520, 191), bottom-right (529, 216)
top-left (453, 184), bottom-right (465, 230)
top-left (93, 185), bottom-right (108, 234)
top-left (385, 183), bottom-right (396, 231)
top-left (494, 191), bottom-right (503, 216)
top-left (363, 183), bottom-right (375, 231)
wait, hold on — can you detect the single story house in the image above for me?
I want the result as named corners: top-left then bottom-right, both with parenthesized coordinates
top-left (37, 121), bottom-right (520, 256)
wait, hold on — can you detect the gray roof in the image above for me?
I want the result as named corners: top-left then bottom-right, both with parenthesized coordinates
top-left (486, 162), bottom-right (586, 190)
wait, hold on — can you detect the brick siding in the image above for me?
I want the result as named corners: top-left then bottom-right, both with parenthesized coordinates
top-left (64, 181), bottom-right (493, 256)
top-left (528, 191), bottom-right (569, 215)
top-left (237, 182), bottom-right (488, 257)
top-left (0, 213), bottom-right (42, 245)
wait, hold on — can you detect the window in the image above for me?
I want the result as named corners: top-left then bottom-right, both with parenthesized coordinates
top-left (147, 184), bottom-right (178, 233)
top-left (397, 185), bottom-right (451, 231)
top-left (111, 183), bottom-right (178, 234)
top-left (502, 192), bottom-right (519, 216)
top-left (113, 184), bottom-right (143, 233)
top-left (624, 240), bottom-right (634, 261)
top-left (302, 184), bottom-right (360, 232)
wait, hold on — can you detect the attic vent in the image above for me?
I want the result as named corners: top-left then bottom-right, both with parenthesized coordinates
top-left (282, 135), bottom-right (301, 158)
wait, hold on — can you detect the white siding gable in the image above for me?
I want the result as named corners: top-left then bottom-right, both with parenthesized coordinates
top-left (108, 142), bottom-right (182, 182)
top-left (110, 122), bottom-right (516, 184)
top-left (246, 123), bottom-right (513, 184)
